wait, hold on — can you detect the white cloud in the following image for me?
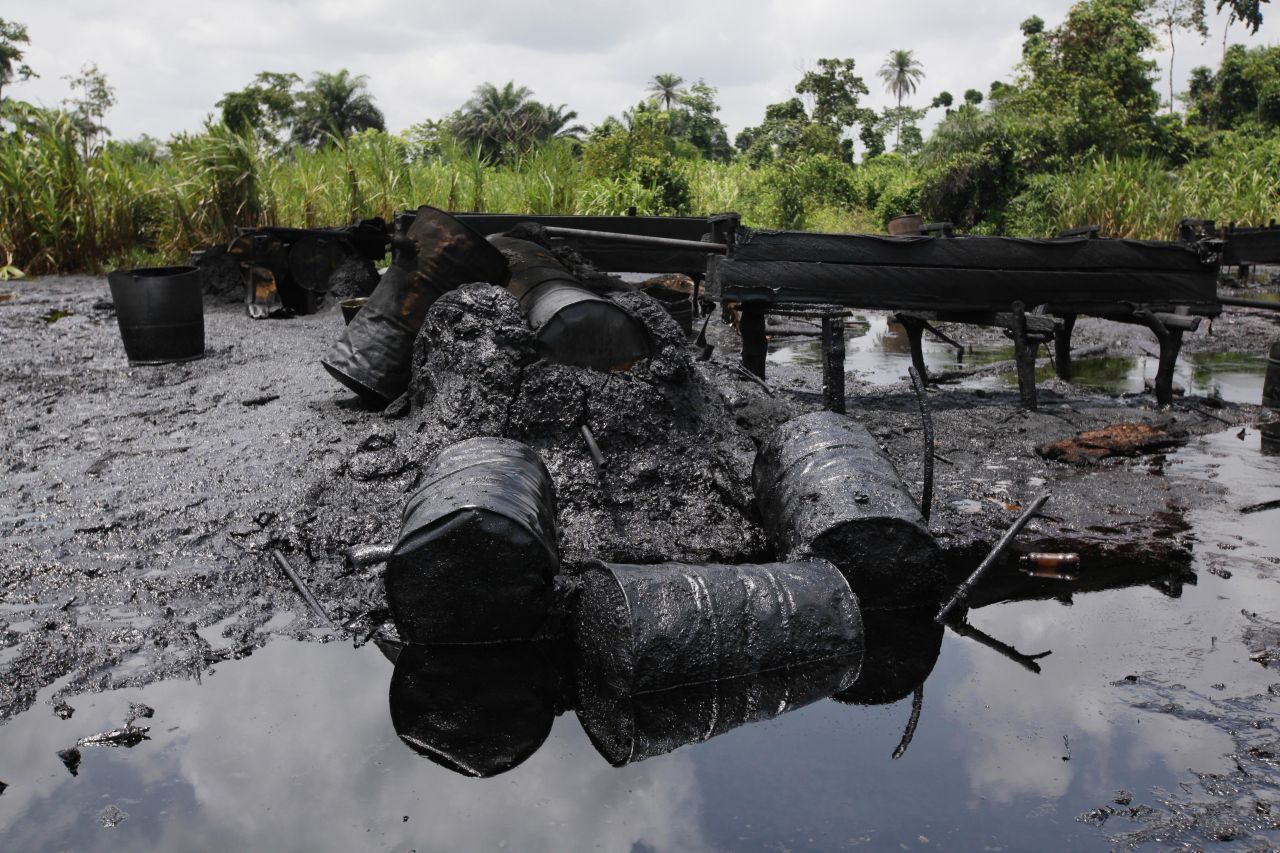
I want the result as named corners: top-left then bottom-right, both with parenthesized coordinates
top-left (7, 0), bottom-right (1277, 142)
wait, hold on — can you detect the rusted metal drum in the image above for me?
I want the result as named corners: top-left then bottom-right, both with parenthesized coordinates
top-left (574, 559), bottom-right (862, 697)
top-left (106, 266), bottom-right (205, 364)
top-left (753, 411), bottom-right (944, 606)
top-left (577, 652), bottom-right (861, 767)
top-left (887, 214), bottom-right (925, 236)
top-left (489, 235), bottom-right (650, 371)
top-left (1263, 340), bottom-right (1280, 409)
top-left (384, 437), bottom-right (559, 644)
top-left (322, 206), bottom-right (508, 407)
top-left (389, 642), bottom-right (559, 778)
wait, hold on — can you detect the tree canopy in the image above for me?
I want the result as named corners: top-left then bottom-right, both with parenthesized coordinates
top-left (291, 70), bottom-right (385, 149)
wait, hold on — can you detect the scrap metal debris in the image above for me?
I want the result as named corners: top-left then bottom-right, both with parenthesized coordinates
top-left (1037, 422), bottom-right (1189, 464)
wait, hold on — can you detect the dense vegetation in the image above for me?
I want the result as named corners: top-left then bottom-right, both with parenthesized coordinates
top-left (1, 0), bottom-right (1278, 277)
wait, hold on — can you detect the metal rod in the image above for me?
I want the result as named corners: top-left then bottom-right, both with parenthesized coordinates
top-left (945, 617), bottom-right (1051, 673)
top-left (581, 424), bottom-right (606, 474)
top-left (908, 366), bottom-right (934, 523)
top-left (542, 226), bottom-right (728, 255)
top-left (345, 543), bottom-right (395, 569)
top-left (734, 362), bottom-right (775, 397)
top-left (935, 494), bottom-right (1050, 623)
top-left (271, 549), bottom-right (335, 628)
top-left (1219, 295), bottom-right (1280, 311)
top-left (891, 685), bottom-right (924, 759)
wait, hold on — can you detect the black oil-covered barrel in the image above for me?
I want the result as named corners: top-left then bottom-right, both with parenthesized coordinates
top-left (577, 652), bottom-right (861, 767)
top-left (390, 642), bottom-right (559, 778)
top-left (832, 606), bottom-right (944, 706)
top-left (384, 437), bottom-right (559, 644)
top-left (753, 411), bottom-right (944, 606)
top-left (574, 559), bottom-right (862, 698)
top-left (489, 236), bottom-right (650, 371)
top-left (322, 206), bottom-right (508, 406)
top-left (1263, 340), bottom-right (1280, 410)
top-left (106, 266), bottom-right (205, 364)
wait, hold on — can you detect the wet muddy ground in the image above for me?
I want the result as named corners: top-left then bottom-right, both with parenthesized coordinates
top-left (2, 274), bottom-right (1280, 850)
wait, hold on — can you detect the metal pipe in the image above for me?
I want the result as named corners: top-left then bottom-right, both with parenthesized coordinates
top-left (935, 494), bottom-right (1050, 623)
top-left (908, 366), bottom-right (934, 523)
top-left (541, 227), bottom-right (728, 255)
top-left (580, 424), bottom-right (606, 474)
top-left (271, 550), bottom-right (335, 628)
top-left (345, 543), bottom-right (395, 569)
top-left (1219, 295), bottom-right (1280, 311)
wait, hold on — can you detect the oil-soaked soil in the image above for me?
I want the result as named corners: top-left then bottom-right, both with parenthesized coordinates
top-left (2, 274), bottom-right (1280, 850)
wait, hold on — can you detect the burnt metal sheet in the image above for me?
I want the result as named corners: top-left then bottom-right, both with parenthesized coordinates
top-left (1222, 224), bottom-right (1280, 265)
top-left (733, 228), bottom-right (1212, 271)
top-left (710, 259), bottom-right (1221, 315)
top-left (288, 234), bottom-right (349, 292)
top-left (385, 437), bottom-right (558, 644)
top-left (753, 411), bottom-right (944, 606)
top-left (321, 206), bottom-right (509, 406)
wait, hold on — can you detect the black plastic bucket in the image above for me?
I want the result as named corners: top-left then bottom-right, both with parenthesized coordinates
top-left (106, 266), bottom-right (205, 364)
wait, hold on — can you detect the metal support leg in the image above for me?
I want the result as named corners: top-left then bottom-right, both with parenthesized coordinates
top-left (740, 303), bottom-right (767, 379)
top-left (1011, 302), bottom-right (1038, 411)
top-left (821, 315), bottom-right (846, 414)
top-left (1054, 313), bottom-right (1076, 382)
top-left (1135, 308), bottom-right (1183, 407)
top-left (898, 314), bottom-right (929, 385)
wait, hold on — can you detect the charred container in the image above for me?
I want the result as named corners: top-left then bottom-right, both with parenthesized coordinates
top-left (390, 642), bottom-right (560, 778)
top-left (384, 437), bottom-right (559, 644)
top-left (753, 411), bottom-right (944, 606)
top-left (489, 236), bottom-right (650, 371)
top-left (322, 206), bottom-right (508, 406)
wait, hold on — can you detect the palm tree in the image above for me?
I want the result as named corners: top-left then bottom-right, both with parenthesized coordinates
top-left (455, 82), bottom-right (583, 160)
top-left (647, 73), bottom-right (686, 110)
top-left (291, 69), bottom-right (384, 148)
top-left (878, 50), bottom-right (925, 148)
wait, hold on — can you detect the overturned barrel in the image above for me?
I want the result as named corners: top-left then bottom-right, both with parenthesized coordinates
top-left (574, 559), bottom-right (862, 698)
top-left (489, 235), bottom-right (650, 371)
top-left (385, 437), bottom-right (559, 644)
top-left (322, 206), bottom-right (508, 406)
top-left (753, 411), bottom-right (944, 606)
top-left (390, 642), bottom-right (560, 778)
top-left (578, 652), bottom-right (860, 767)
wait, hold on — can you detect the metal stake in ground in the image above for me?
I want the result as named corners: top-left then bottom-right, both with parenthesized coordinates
top-left (271, 549), bottom-right (335, 628)
top-left (908, 366), bottom-right (934, 523)
top-left (935, 494), bottom-right (1050, 623)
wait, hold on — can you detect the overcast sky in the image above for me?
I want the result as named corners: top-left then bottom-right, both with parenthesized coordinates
top-left (8, 1), bottom-right (1278, 144)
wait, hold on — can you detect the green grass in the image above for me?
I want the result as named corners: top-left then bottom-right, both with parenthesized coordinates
top-left (3, 121), bottom-right (1279, 275)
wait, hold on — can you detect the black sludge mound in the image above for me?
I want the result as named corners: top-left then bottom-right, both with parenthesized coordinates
top-left (384, 437), bottom-right (559, 644)
top-left (409, 283), bottom-right (766, 564)
top-left (753, 411), bottom-right (944, 606)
